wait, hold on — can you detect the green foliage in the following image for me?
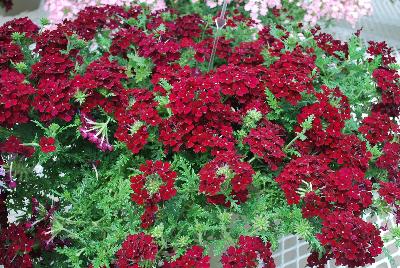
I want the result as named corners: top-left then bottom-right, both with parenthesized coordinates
top-left (125, 51), bottom-right (154, 85)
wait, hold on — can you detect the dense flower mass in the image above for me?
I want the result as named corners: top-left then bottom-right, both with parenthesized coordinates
top-left (0, 4), bottom-right (398, 268)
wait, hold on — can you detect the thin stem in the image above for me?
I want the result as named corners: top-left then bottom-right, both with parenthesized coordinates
top-left (248, 156), bottom-right (257, 163)
top-left (284, 135), bottom-right (300, 151)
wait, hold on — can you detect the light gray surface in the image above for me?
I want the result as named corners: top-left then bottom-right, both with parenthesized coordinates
top-left (0, 0), bottom-right (45, 24)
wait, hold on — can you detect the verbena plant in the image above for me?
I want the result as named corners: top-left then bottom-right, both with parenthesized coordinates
top-left (0, 4), bottom-right (399, 268)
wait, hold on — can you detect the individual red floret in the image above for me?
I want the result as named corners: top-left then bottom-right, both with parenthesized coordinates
top-left (39, 137), bottom-right (56, 153)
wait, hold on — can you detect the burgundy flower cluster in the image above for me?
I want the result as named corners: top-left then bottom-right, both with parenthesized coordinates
top-left (116, 232), bottom-right (158, 268)
top-left (130, 160), bottom-right (177, 228)
top-left (221, 235), bottom-right (275, 268)
top-left (309, 211), bottom-right (383, 267)
top-left (0, 198), bottom-right (60, 268)
top-left (244, 121), bottom-right (286, 171)
top-left (0, 69), bottom-right (35, 127)
top-left (199, 150), bottom-right (254, 206)
top-left (264, 46), bottom-right (316, 105)
top-left (0, 17), bottom-right (38, 70)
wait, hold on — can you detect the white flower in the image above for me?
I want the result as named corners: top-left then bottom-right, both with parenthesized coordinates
top-left (34, 164), bottom-right (44, 178)
top-left (0, 166), bottom-right (5, 177)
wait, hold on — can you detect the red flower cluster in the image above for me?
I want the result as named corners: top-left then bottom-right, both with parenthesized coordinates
top-left (160, 74), bottom-right (237, 153)
top-left (1, 4), bottom-right (399, 267)
top-left (0, 136), bottom-right (35, 158)
top-left (199, 150), bottom-right (254, 206)
top-left (372, 68), bottom-right (400, 117)
top-left (265, 46), bottom-right (316, 105)
top-left (276, 155), bottom-right (330, 205)
top-left (367, 41), bottom-right (396, 66)
top-left (114, 89), bottom-right (161, 154)
top-left (310, 211), bottom-right (383, 268)
top-left (163, 245), bottom-right (210, 268)
top-left (359, 112), bottom-right (397, 145)
top-left (130, 160), bottom-right (177, 228)
top-left (116, 232), bottom-right (158, 268)
top-left (302, 167), bottom-right (372, 218)
top-left (244, 122), bottom-right (286, 171)
top-left (221, 236), bottom-right (275, 268)
top-left (0, 69), bottom-right (35, 127)
top-left (0, 224), bottom-right (34, 268)
top-left (0, 17), bottom-right (38, 69)
top-left (311, 27), bottom-right (349, 58)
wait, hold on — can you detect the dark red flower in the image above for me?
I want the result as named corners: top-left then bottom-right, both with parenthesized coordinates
top-left (221, 236), bottom-right (275, 268)
top-left (316, 211), bottom-right (383, 267)
top-left (0, 224), bottom-right (34, 268)
top-left (264, 46), bottom-right (316, 105)
top-left (39, 137), bottom-right (56, 153)
top-left (116, 233), bottom-right (158, 268)
top-left (359, 112), bottom-right (397, 145)
top-left (379, 181), bottom-right (400, 205)
top-left (367, 41), bottom-right (396, 66)
top-left (0, 136), bottom-right (35, 158)
top-left (376, 142), bottom-right (400, 182)
top-left (244, 123), bottom-right (286, 171)
top-left (199, 150), bottom-right (254, 206)
top-left (0, 69), bottom-right (35, 127)
top-left (33, 78), bottom-right (76, 122)
top-left (130, 160), bottom-right (176, 228)
top-left (130, 160), bottom-right (177, 205)
top-left (275, 155), bottom-right (330, 205)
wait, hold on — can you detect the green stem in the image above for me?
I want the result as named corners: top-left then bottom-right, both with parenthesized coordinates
top-left (284, 135), bottom-right (300, 151)
top-left (248, 156), bottom-right (257, 163)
